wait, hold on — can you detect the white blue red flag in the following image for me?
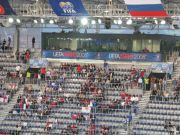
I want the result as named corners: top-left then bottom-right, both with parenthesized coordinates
top-left (124, 0), bottom-right (168, 17)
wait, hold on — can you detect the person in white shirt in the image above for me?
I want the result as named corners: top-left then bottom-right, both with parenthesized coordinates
top-left (16, 65), bottom-right (21, 76)
top-left (46, 70), bottom-right (51, 80)
top-left (22, 122), bottom-right (27, 129)
top-left (138, 77), bottom-right (143, 88)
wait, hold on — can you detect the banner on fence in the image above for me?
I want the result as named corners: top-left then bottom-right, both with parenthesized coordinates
top-left (42, 50), bottom-right (162, 62)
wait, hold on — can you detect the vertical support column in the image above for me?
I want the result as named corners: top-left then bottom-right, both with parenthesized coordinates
top-left (109, 0), bottom-right (112, 16)
top-left (71, 38), bottom-right (78, 51)
top-left (14, 25), bottom-right (20, 54)
top-left (96, 23), bottom-right (100, 33)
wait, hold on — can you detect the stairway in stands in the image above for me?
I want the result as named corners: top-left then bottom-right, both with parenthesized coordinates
top-left (0, 85), bottom-right (24, 124)
top-left (0, 51), bottom-right (25, 124)
top-left (173, 57), bottom-right (180, 79)
top-left (129, 90), bottom-right (152, 134)
top-left (131, 56), bottom-right (180, 135)
top-left (166, 57), bottom-right (180, 91)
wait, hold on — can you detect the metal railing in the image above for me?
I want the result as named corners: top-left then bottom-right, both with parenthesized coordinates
top-left (9, 3), bottom-right (180, 17)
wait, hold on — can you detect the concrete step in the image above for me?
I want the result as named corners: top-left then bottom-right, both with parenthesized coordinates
top-left (0, 85), bottom-right (24, 124)
top-left (128, 90), bottom-right (151, 134)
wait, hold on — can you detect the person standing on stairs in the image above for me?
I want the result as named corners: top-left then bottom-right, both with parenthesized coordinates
top-left (172, 78), bottom-right (177, 90)
top-left (32, 37), bottom-right (35, 48)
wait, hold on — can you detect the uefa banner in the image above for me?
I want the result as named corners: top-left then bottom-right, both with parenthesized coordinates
top-left (0, 0), bottom-right (16, 15)
top-left (42, 51), bottom-right (162, 62)
top-left (48, 0), bottom-right (88, 16)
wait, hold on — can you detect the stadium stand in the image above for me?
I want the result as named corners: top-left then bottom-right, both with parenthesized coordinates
top-left (0, 0), bottom-right (180, 135)
top-left (133, 59), bottom-right (180, 135)
top-left (0, 62), bottom-right (145, 135)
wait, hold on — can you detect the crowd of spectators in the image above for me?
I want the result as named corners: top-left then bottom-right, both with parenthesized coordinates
top-left (0, 62), bottom-right (144, 134)
top-left (164, 120), bottom-right (177, 135)
top-left (150, 87), bottom-right (180, 102)
top-left (150, 77), bottom-right (167, 91)
top-left (0, 50), bottom-right (23, 112)
top-left (149, 75), bottom-right (180, 101)
top-left (172, 77), bottom-right (180, 91)
top-left (0, 83), bottom-right (18, 104)
top-left (24, 63), bottom-right (149, 91)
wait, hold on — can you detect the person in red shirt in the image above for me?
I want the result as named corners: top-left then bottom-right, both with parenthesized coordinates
top-left (88, 123), bottom-right (96, 135)
top-left (120, 91), bottom-right (128, 99)
top-left (41, 68), bottom-right (46, 80)
top-left (25, 51), bottom-right (30, 63)
top-left (140, 69), bottom-right (145, 78)
top-left (76, 65), bottom-right (81, 77)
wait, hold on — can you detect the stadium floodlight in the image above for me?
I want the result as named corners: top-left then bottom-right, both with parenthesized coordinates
top-left (91, 20), bottom-right (96, 25)
top-left (117, 19), bottom-right (122, 25)
top-left (49, 19), bottom-right (54, 24)
top-left (98, 19), bottom-right (102, 24)
top-left (8, 17), bottom-right (14, 23)
top-left (16, 18), bottom-right (21, 24)
top-left (160, 20), bottom-right (166, 25)
top-left (34, 19), bottom-right (38, 24)
top-left (113, 20), bottom-right (118, 24)
top-left (104, 10), bottom-right (109, 13)
top-left (126, 19), bottom-right (132, 25)
top-left (154, 19), bottom-right (158, 24)
top-left (68, 19), bottom-right (74, 25)
top-left (81, 18), bottom-right (88, 26)
top-left (41, 18), bottom-right (44, 23)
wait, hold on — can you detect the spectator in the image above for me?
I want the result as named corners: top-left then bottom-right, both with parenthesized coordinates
top-left (172, 78), bottom-right (177, 90)
top-left (22, 122), bottom-right (27, 129)
top-left (8, 37), bottom-right (11, 47)
top-left (2, 39), bottom-right (6, 52)
top-left (162, 78), bottom-right (167, 91)
top-left (16, 65), bottom-right (21, 76)
top-left (41, 67), bottom-right (46, 80)
top-left (127, 112), bottom-right (132, 125)
top-left (15, 124), bottom-right (21, 135)
top-left (144, 77), bottom-right (149, 90)
top-left (25, 50), bottom-right (30, 63)
top-left (138, 77), bottom-right (143, 88)
top-left (32, 37), bottom-right (35, 48)
top-left (15, 50), bottom-right (20, 61)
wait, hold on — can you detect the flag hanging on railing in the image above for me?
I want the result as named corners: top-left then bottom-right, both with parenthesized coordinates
top-left (124, 0), bottom-right (168, 17)
top-left (0, 0), bottom-right (16, 15)
top-left (48, 0), bottom-right (88, 16)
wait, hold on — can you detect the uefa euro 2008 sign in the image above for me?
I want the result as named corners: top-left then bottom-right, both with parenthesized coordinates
top-left (42, 50), bottom-right (161, 62)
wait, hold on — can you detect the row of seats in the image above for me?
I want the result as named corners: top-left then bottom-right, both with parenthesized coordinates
top-left (133, 95), bottom-right (180, 135)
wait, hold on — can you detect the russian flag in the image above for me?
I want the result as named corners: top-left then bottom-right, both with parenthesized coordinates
top-left (124, 0), bottom-right (168, 17)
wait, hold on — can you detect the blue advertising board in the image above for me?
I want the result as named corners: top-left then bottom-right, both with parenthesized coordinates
top-left (42, 50), bottom-right (161, 62)
top-left (48, 0), bottom-right (88, 16)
